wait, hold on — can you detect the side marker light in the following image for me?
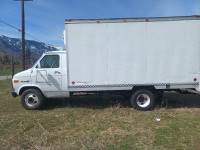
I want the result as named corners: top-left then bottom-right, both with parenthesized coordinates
top-left (14, 80), bottom-right (19, 83)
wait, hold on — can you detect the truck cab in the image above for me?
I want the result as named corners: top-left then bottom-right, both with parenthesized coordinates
top-left (12, 51), bottom-right (69, 110)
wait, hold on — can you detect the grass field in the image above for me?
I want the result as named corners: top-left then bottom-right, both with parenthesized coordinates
top-left (0, 68), bottom-right (22, 76)
top-left (0, 79), bottom-right (200, 150)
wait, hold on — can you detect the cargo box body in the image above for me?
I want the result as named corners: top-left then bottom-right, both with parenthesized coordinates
top-left (64, 16), bottom-right (200, 91)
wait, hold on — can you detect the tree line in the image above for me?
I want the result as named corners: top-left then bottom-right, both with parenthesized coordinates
top-left (0, 49), bottom-right (40, 68)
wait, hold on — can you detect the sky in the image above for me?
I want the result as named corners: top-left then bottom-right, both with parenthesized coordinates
top-left (0, 0), bottom-right (200, 47)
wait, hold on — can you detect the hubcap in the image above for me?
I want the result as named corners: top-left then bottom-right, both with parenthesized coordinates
top-left (136, 94), bottom-right (150, 108)
top-left (25, 93), bottom-right (39, 107)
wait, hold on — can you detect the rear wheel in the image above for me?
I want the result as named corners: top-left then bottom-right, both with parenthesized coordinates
top-left (130, 89), bottom-right (155, 111)
top-left (21, 89), bottom-right (45, 110)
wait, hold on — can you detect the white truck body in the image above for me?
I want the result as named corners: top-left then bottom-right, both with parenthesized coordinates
top-left (12, 15), bottom-right (200, 110)
top-left (65, 16), bottom-right (200, 91)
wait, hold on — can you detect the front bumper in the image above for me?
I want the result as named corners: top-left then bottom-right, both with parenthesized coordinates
top-left (11, 91), bottom-right (17, 98)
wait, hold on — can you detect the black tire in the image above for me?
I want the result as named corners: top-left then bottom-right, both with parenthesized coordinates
top-left (21, 89), bottom-right (45, 110)
top-left (130, 89), bottom-right (155, 111)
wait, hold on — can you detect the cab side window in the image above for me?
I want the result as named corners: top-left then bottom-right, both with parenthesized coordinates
top-left (40, 55), bottom-right (59, 68)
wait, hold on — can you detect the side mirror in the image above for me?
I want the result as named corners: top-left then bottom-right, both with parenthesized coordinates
top-left (36, 65), bottom-right (39, 68)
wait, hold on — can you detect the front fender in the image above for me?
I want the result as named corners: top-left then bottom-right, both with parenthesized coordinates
top-left (17, 84), bottom-right (47, 97)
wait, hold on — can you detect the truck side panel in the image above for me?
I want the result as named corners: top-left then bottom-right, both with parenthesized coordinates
top-left (66, 20), bottom-right (200, 90)
top-left (146, 20), bottom-right (200, 83)
top-left (67, 23), bottom-right (109, 85)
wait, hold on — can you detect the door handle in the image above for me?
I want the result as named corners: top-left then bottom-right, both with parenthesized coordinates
top-left (54, 71), bottom-right (61, 74)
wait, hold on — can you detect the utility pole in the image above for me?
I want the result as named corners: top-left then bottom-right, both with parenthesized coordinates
top-left (14, 0), bottom-right (33, 70)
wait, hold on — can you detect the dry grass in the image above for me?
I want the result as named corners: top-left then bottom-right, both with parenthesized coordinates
top-left (0, 79), bottom-right (200, 150)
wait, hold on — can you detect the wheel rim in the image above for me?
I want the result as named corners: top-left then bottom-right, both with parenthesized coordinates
top-left (25, 93), bottom-right (39, 107)
top-left (136, 94), bottom-right (151, 108)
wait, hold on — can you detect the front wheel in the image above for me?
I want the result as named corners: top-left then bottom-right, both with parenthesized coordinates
top-left (21, 89), bottom-right (45, 110)
top-left (130, 89), bottom-right (155, 111)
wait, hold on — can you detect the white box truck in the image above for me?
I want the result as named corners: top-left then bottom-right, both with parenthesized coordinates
top-left (12, 15), bottom-right (200, 110)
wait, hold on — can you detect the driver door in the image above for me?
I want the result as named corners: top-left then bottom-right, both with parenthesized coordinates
top-left (35, 55), bottom-right (62, 98)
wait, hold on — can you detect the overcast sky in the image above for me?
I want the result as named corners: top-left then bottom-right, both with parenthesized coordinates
top-left (0, 0), bottom-right (200, 47)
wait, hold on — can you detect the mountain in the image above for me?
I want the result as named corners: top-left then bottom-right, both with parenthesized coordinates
top-left (0, 34), bottom-right (65, 56)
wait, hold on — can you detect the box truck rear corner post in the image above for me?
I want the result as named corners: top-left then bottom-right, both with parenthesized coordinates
top-left (11, 16), bottom-right (200, 111)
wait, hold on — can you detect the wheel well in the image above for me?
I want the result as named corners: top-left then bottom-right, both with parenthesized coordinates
top-left (132, 86), bottom-right (156, 93)
top-left (19, 87), bottom-right (44, 96)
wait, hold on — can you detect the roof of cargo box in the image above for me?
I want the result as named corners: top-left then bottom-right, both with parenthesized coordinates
top-left (65, 15), bottom-right (200, 24)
